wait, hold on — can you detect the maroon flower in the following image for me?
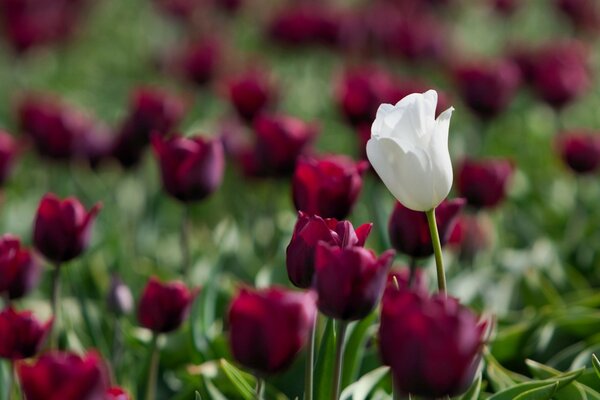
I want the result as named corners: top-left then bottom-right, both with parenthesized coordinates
top-left (315, 243), bottom-right (394, 320)
top-left (457, 159), bottom-right (514, 209)
top-left (227, 71), bottom-right (276, 123)
top-left (137, 277), bottom-right (194, 333)
top-left (491, 0), bottom-right (519, 15)
top-left (448, 214), bottom-right (493, 262)
top-left (0, 131), bottom-right (18, 185)
top-left (556, 131), bottom-right (600, 174)
top-left (152, 134), bottom-right (225, 202)
top-left (530, 42), bottom-right (591, 109)
top-left (0, 308), bottom-right (51, 360)
top-left (0, 234), bottom-right (41, 300)
top-left (286, 212), bottom-right (372, 288)
top-left (556, 0), bottom-right (600, 32)
top-left (267, 5), bottom-right (342, 47)
top-left (18, 351), bottom-right (109, 400)
top-left (112, 87), bottom-right (186, 167)
top-left (292, 155), bottom-right (368, 219)
top-left (453, 60), bottom-right (521, 119)
top-left (388, 199), bottom-right (465, 259)
top-left (381, 11), bottom-right (446, 62)
top-left (379, 289), bottom-right (487, 398)
top-left (33, 194), bottom-right (101, 263)
top-left (106, 387), bottom-right (131, 400)
top-left (178, 39), bottom-right (221, 86)
top-left (228, 287), bottom-right (317, 375)
top-left (107, 274), bottom-right (134, 316)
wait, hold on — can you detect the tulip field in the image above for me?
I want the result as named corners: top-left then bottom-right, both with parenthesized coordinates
top-left (3, 0), bottom-right (600, 399)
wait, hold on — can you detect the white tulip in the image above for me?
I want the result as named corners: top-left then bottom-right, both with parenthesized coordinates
top-left (366, 90), bottom-right (454, 212)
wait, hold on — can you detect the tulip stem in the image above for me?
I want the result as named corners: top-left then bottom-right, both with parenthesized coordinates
top-left (304, 314), bottom-right (317, 400)
top-left (255, 377), bottom-right (265, 400)
top-left (6, 361), bottom-right (14, 400)
top-left (180, 206), bottom-right (191, 278)
top-left (145, 334), bottom-right (160, 400)
top-left (50, 263), bottom-right (62, 348)
top-left (425, 209), bottom-right (446, 294)
top-left (331, 320), bottom-right (348, 400)
top-left (408, 258), bottom-right (418, 288)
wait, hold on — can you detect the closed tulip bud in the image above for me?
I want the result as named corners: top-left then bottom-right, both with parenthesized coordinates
top-left (367, 90), bottom-right (454, 212)
top-left (18, 351), bottom-right (110, 400)
top-left (107, 387), bottom-right (131, 400)
top-left (453, 60), bottom-right (521, 119)
top-left (286, 211), bottom-right (372, 288)
top-left (314, 243), bottom-right (394, 320)
top-left (0, 131), bottom-right (18, 185)
top-left (457, 159), bottom-right (514, 209)
top-left (556, 131), bottom-right (600, 174)
top-left (292, 155), bottom-right (368, 219)
top-left (0, 234), bottom-right (41, 300)
top-left (178, 39), bottom-right (221, 86)
top-left (556, 0), bottom-right (600, 32)
top-left (491, 0), bottom-right (519, 15)
top-left (379, 289), bottom-right (487, 398)
top-left (448, 214), bottom-right (494, 262)
top-left (33, 194), bottom-right (101, 263)
top-left (227, 71), bottom-right (276, 123)
top-left (0, 308), bottom-right (52, 360)
top-left (152, 134), bottom-right (225, 202)
top-left (382, 13), bottom-right (446, 62)
top-left (112, 87), bottom-right (186, 167)
top-left (107, 274), bottom-right (134, 316)
top-left (137, 277), bottom-right (194, 333)
top-left (388, 198), bottom-right (465, 258)
top-left (228, 287), bottom-right (317, 375)
top-left (267, 5), bottom-right (342, 48)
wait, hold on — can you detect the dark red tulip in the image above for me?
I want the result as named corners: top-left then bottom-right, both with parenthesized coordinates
top-left (0, 308), bottom-right (51, 360)
top-left (286, 211), bottom-right (372, 288)
top-left (18, 95), bottom-right (102, 161)
top-left (106, 387), bottom-right (131, 400)
top-left (227, 71), bottom-right (276, 123)
top-left (453, 60), bottom-right (521, 119)
top-left (388, 199), bottom-right (465, 259)
top-left (315, 243), bottom-right (394, 320)
top-left (107, 274), bottom-right (134, 316)
top-left (292, 155), bottom-right (368, 219)
top-left (380, 289), bottom-right (487, 398)
top-left (381, 12), bottom-right (446, 62)
top-left (240, 114), bottom-right (318, 177)
top-left (178, 39), bottom-right (221, 86)
top-left (530, 42), bottom-right (591, 109)
top-left (448, 214), bottom-right (493, 262)
top-left (267, 5), bottom-right (342, 47)
top-left (556, 0), bottom-right (600, 32)
top-left (137, 277), bottom-right (194, 333)
top-left (228, 287), bottom-right (317, 375)
top-left (556, 131), bottom-right (600, 174)
top-left (112, 87), bottom-right (186, 167)
top-left (491, 0), bottom-right (519, 15)
top-left (0, 234), bottom-right (41, 300)
top-left (152, 134), bottom-right (225, 202)
top-left (33, 193), bottom-right (101, 263)
top-left (457, 159), bottom-right (514, 209)
top-left (0, 131), bottom-right (18, 185)
top-left (18, 351), bottom-right (109, 400)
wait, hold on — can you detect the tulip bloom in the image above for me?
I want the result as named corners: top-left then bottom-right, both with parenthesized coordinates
top-left (0, 234), bottom-right (41, 300)
top-left (107, 274), bottom-right (134, 316)
top-left (314, 243), bottom-right (394, 321)
top-left (292, 155), bottom-right (368, 219)
top-left (556, 0), bottom-right (600, 32)
top-left (286, 211), bottom-right (372, 288)
top-left (227, 71), bottom-right (276, 123)
top-left (18, 351), bottom-right (110, 400)
top-left (556, 132), bottom-right (600, 174)
top-left (267, 5), bottom-right (342, 48)
top-left (33, 194), bottom-right (101, 263)
top-left (152, 134), bottom-right (225, 202)
top-left (457, 159), bottom-right (514, 209)
top-left (107, 387), bottom-right (131, 400)
top-left (379, 289), bottom-right (487, 398)
top-left (367, 90), bottom-right (454, 212)
top-left (0, 308), bottom-right (52, 360)
top-left (178, 39), bottom-right (221, 86)
top-left (388, 198), bottom-right (465, 259)
top-left (228, 287), bottom-right (317, 375)
top-left (448, 214), bottom-right (493, 262)
top-left (0, 131), bottom-right (18, 185)
top-left (137, 277), bottom-right (194, 333)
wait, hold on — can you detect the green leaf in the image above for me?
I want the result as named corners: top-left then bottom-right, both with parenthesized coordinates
top-left (0, 361), bottom-right (8, 400)
top-left (458, 372), bottom-right (482, 400)
top-left (342, 312), bottom-right (377, 389)
top-left (205, 381), bottom-right (229, 400)
top-left (487, 369), bottom-right (583, 400)
top-left (340, 366), bottom-right (390, 400)
top-left (191, 260), bottom-right (221, 359)
top-left (219, 359), bottom-right (255, 400)
top-left (592, 354), bottom-right (600, 380)
top-left (513, 382), bottom-right (558, 400)
top-left (484, 349), bottom-right (528, 392)
top-left (195, 391), bottom-right (202, 400)
top-left (525, 360), bottom-right (587, 400)
top-left (314, 319), bottom-right (337, 400)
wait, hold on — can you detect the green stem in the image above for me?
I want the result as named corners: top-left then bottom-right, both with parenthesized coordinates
top-left (110, 316), bottom-right (122, 382)
top-left (50, 263), bottom-right (62, 348)
top-left (425, 209), bottom-right (446, 294)
top-left (304, 314), bottom-right (317, 400)
top-left (180, 205), bottom-right (191, 277)
top-left (408, 258), bottom-right (418, 288)
top-left (255, 377), bottom-right (265, 400)
top-left (145, 334), bottom-right (160, 400)
top-left (7, 361), bottom-right (14, 400)
top-left (331, 320), bottom-right (348, 400)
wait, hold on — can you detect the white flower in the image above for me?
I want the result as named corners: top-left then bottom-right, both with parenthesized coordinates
top-left (366, 90), bottom-right (454, 212)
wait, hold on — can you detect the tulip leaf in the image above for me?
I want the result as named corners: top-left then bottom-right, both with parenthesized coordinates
top-left (205, 381), bottom-right (228, 400)
top-left (525, 359), bottom-right (589, 400)
top-left (487, 369), bottom-right (583, 400)
top-left (342, 312), bottom-right (377, 389)
top-left (314, 318), bottom-right (337, 400)
top-left (512, 382), bottom-right (558, 400)
top-left (0, 361), bottom-right (8, 400)
top-left (592, 354), bottom-right (600, 380)
top-left (458, 372), bottom-right (482, 400)
top-left (191, 259), bottom-right (221, 359)
top-left (195, 391), bottom-right (202, 400)
top-left (339, 366), bottom-right (390, 400)
top-left (219, 359), bottom-right (255, 400)
top-left (484, 349), bottom-right (528, 392)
